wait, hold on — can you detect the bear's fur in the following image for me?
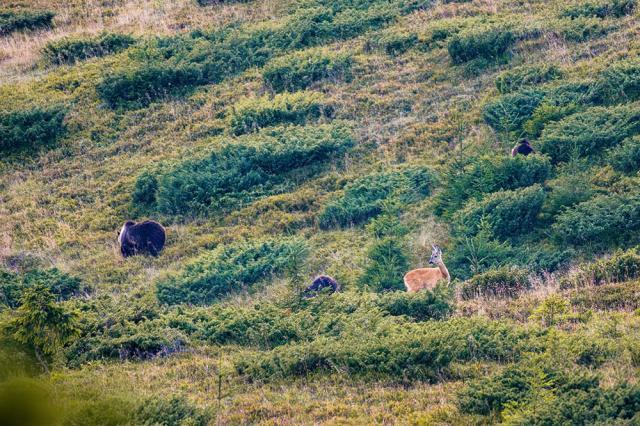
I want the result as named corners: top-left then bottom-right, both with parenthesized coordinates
top-left (303, 275), bottom-right (341, 298)
top-left (511, 139), bottom-right (535, 157)
top-left (118, 220), bottom-right (166, 258)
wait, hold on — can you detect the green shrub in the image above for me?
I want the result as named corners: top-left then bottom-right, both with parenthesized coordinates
top-left (262, 48), bottom-right (353, 92)
top-left (591, 58), bottom-right (640, 104)
top-left (0, 9), bottom-right (54, 35)
top-left (482, 88), bottom-right (546, 134)
top-left (560, 248), bottom-right (640, 289)
top-left (0, 268), bottom-right (82, 309)
top-left (448, 26), bottom-right (516, 64)
top-left (0, 105), bottom-right (67, 152)
top-left (560, 0), bottom-right (636, 19)
top-left (97, 62), bottom-right (203, 109)
top-left (553, 17), bottom-right (616, 42)
top-left (451, 184), bottom-right (546, 240)
top-left (131, 170), bottom-right (159, 208)
top-left (134, 395), bottom-right (210, 426)
top-left (368, 28), bottom-right (419, 56)
top-left (460, 267), bottom-right (530, 300)
top-left (41, 32), bottom-right (135, 65)
top-left (552, 191), bottom-right (640, 248)
top-left (538, 104), bottom-right (640, 163)
top-left (318, 167), bottom-right (434, 228)
top-left (568, 281), bottom-right (640, 311)
top-left (228, 91), bottom-right (330, 136)
top-left (495, 64), bottom-right (563, 94)
top-left (358, 237), bottom-right (410, 292)
top-left (434, 155), bottom-right (551, 218)
top-left (607, 136), bottom-right (640, 174)
top-left (156, 238), bottom-right (305, 305)
top-left (143, 124), bottom-right (353, 216)
top-left (235, 317), bottom-right (533, 381)
top-left (377, 288), bottom-right (454, 321)
top-left (541, 172), bottom-right (595, 220)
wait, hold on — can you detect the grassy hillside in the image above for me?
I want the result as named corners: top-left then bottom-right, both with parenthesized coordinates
top-left (1, 0), bottom-right (640, 424)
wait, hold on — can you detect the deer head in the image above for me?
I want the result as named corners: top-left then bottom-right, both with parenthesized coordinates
top-left (429, 244), bottom-right (442, 265)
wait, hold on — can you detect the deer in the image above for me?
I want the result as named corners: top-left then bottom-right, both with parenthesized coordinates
top-left (403, 245), bottom-right (450, 292)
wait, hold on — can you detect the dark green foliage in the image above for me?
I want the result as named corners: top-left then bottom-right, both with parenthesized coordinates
top-left (460, 267), bottom-right (530, 300)
top-left (495, 64), bottom-right (563, 94)
top-left (134, 396), bottom-right (210, 426)
top-left (377, 288), bottom-right (453, 321)
top-left (235, 317), bottom-right (533, 381)
top-left (538, 104), bottom-right (640, 163)
top-left (156, 238), bottom-right (305, 305)
top-left (0, 106), bottom-right (67, 152)
top-left (569, 281), bottom-right (640, 311)
top-left (97, 63), bottom-right (203, 109)
top-left (142, 124), bottom-right (353, 216)
top-left (0, 9), bottom-right (54, 35)
top-left (607, 136), bottom-right (640, 174)
top-left (358, 237), bottom-right (410, 292)
top-left (368, 29), bottom-right (419, 56)
top-left (41, 33), bottom-right (135, 65)
top-left (0, 268), bottom-right (82, 309)
top-left (560, 248), bottom-right (640, 289)
top-left (228, 91), bottom-right (330, 136)
top-left (483, 88), bottom-right (546, 134)
top-left (560, 0), bottom-right (636, 19)
top-left (591, 58), bottom-right (640, 104)
top-left (552, 191), bottom-right (640, 248)
top-left (319, 167), bottom-right (434, 229)
top-left (434, 155), bottom-right (551, 218)
top-left (554, 17), bottom-right (615, 42)
top-left (262, 48), bottom-right (353, 92)
top-left (541, 172), bottom-right (594, 219)
top-left (448, 26), bottom-right (515, 64)
top-left (452, 185), bottom-right (545, 241)
top-left (132, 170), bottom-right (159, 208)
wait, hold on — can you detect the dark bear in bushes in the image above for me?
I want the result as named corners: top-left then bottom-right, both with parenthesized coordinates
top-left (118, 220), bottom-right (166, 257)
top-left (511, 139), bottom-right (535, 157)
top-left (303, 275), bottom-right (341, 298)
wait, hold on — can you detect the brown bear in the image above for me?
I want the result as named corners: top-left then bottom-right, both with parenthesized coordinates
top-left (303, 275), bottom-right (341, 298)
top-left (511, 139), bottom-right (535, 157)
top-left (118, 220), bottom-right (166, 258)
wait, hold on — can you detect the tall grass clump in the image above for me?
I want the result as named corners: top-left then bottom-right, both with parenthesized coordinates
top-left (262, 48), bottom-right (354, 92)
top-left (0, 106), bottom-right (67, 152)
top-left (319, 167), bottom-right (434, 229)
top-left (0, 9), bottom-right (54, 35)
top-left (156, 238), bottom-right (305, 305)
top-left (559, 247), bottom-right (640, 289)
top-left (134, 124), bottom-right (354, 216)
top-left (228, 91), bottom-right (331, 135)
top-left (42, 33), bottom-right (136, 66)
top-left (448, 26), bottom-right (516, 64)
top-left (495, 64), bottom-right (563, 94)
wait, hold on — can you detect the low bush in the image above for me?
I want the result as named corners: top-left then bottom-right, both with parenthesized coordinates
top-left (495, 64), bottom-right (563, 94)
top-left (156, 238), bottom-right (305, 305)
top-left (560, 248), bottom-right (640, 289)
top-left (319, 167), bottom-right (434, 228)
top-left (138, 124), bottom-right (353, 216)
top-left (460, 267), bottom-right (530, 300)
top-left (228, 91), bottom-right (330, 136)
top-left (134, 395), bottom-right (210, 426)
top-left (552, 191), bottom-right (640, 248)
top-left (560, 0), bottom-right (636, 19)
top-left (451, 184), bottom-right (545, 240)
top-left (235, 317), bottom-right (534, 381)
top-left (434, 155), bottom-right (551, 218)
top-left (41, 32), bottom-right (135, 65)
top-left (553, 17), bottom-right (616, 42)
top-left (591, 58), bottom-right (640, 105)
top-left (262, 48), bottom-right (353, 92)
top-left (377, 288), bottom-right (453, 321)
top-left (368, 28), bottom-right (419, 56)
top-left (568, 281), bottom-right (640, 311)
top-left (448, 26), bottom-right (515, 64)
top-left (0, 268), bottom-right (82, 309)
top-left (607, 136), bottom-right (640, 174)
top-left (0, 105), bottom-right (67, 152)
top-left (482, 88), bottom-right (546, 134)
top-left (0, 9), bottom-right (54, 35)
top-left (538, 104), bottom-right (640, 163)
top-left (541, 172), bottom-right (595, 220)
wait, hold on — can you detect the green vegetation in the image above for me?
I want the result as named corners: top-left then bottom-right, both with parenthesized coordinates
top-left (448, 26), bottom-right (515, 64)
top-left (0, 268), bottom-right (82, 308)
top-left (228, 91), bottom-right (330, 135)
top-left (460, 267), bottom-right (530, 300)
top-left (0, 106), bottom-right (67, 152)
top-left (41, 33), bottom-right (135, 65)
top-left (0, 9), bottom-right (54, 35)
